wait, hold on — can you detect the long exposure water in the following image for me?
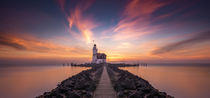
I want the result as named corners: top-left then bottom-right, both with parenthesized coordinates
top-left (120, 65), bottom-right (210, 98)
top-left (0, 65), bottom-right (89, 98)
top-left (0, 65), bottom-right (209, 98)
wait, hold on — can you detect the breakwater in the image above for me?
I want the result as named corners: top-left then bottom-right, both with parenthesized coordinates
top-left (107, 64), bottom-right (173, 98)
top-left (37, 64), bottom-right (103, 98)
top-left (37, 63), bottom-right (173, 98)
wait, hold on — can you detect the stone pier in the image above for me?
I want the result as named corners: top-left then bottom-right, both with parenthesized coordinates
top-left (94, 65), bottom-right (116, 98)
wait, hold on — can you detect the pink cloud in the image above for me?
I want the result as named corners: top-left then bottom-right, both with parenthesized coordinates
top-left (57, 0), bottom-right (98, 43)
top-left (112, 0), bottom-right (171, 40)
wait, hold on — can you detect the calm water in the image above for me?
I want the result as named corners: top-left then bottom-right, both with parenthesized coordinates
top-left (120, 65), bottom-right (210, 98)
top-left (0, 66), bottom-right (89, 98)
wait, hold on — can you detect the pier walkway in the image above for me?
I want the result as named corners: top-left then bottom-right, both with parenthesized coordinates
top-left (93, 65), bottom-right (116, 98)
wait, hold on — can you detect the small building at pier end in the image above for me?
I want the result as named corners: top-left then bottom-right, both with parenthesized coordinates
top-left (92, 44), bottom-right (106, 64)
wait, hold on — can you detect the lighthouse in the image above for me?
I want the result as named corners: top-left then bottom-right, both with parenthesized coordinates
top-left (91, 44), bottom-right (106, 64)
top-left (92, 44), bottom-right (98, 63)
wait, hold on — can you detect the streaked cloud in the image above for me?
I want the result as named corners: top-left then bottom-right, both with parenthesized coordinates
top-left (0, 35), bottom-right (27, 50)
top-left (0, 33), bottom-right (89, 57)
top-left (57, 0), bottom-right (98, 43)
top-left (112, 0), bottom-right (170, 40)
top-left (152, 31), bottom-right (210, 55)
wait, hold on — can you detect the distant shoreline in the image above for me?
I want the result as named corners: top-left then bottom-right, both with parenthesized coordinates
top-left (1, 62), bottom-right (210, 67)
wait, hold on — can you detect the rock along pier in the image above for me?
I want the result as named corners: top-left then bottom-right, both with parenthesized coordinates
top-left (37, 63), bottom-right (173, 98)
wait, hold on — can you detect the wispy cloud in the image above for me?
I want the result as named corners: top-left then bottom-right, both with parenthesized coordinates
top-left (152, 31), bottom-right (210, 55)
top-left (0, 33), bottom-right (89, 57)
top-left (0, 35), bottom-right (27, 50)
top-left (117, 42), bottom-right (132, 49)
top-left (57, 0), bottom-right (98, 43)
top-left (112, 0), bottom-right (170, 40)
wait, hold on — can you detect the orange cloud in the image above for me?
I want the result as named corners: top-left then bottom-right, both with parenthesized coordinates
top-left (0, 33), bottom-right (90, 59)
top-left (58, 0), bottom-right (98, 43)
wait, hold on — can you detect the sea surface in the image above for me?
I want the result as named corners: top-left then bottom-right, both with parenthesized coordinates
top-left (120, 65), bottom-right (210, 98)
top-left (0, 65), bottom-right (89, 98)
top-left (0, 65), bottom-right (209, 98)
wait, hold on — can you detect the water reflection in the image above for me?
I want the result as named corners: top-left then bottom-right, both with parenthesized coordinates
top-left (120, 65), bottom-right (210, 98)
top-left (0, 66), bottom-right (89, 98)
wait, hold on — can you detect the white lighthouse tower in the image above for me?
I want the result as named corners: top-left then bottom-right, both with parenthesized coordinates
top-left (92, 44), bottom-right (98, 63)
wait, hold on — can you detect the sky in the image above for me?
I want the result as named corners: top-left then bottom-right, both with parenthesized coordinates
top-left (0, 0), bottom-right (210, 65)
